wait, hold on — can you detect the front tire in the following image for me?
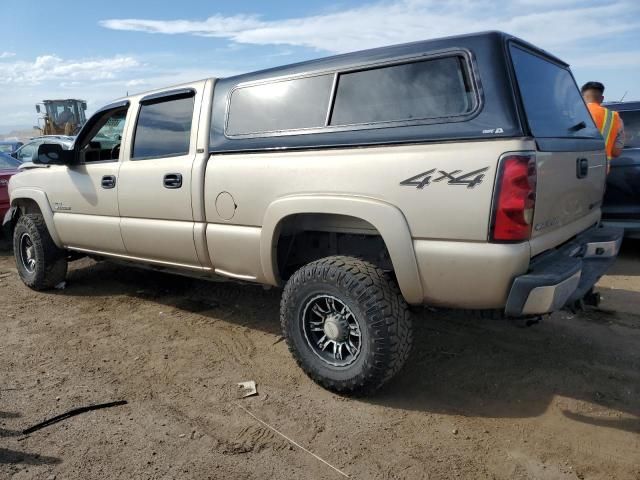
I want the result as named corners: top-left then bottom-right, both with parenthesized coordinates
top-left (280, 256), bottom-right (413, 394)
top-left (13, 214), bottom-right (67, 290)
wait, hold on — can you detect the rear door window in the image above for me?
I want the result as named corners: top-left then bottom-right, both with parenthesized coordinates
top-left (132, 94), bottom-right (195, 159)
top-left (330, 57), bottom-right (474, 126)
top-left (510, 45), bottom-right (599, 139)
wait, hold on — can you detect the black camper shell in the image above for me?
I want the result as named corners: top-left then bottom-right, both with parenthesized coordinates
top-left (210, 31), bottom-right (603, 153)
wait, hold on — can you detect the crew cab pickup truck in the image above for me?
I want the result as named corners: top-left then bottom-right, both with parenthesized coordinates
top-left (4, 31), bottom-right (623, 393)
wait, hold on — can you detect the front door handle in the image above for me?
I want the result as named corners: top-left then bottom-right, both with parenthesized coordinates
top-left (101, 175), bottom-right (116, 189)
top-left (163, 173), bottom-right (183, 189)
top-left (576, 158), bottom-right (589, 179)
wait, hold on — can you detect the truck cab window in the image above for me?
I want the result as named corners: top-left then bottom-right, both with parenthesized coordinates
top-left (78, 108), bottom-right (127, 163)
top-left (132, 95), bottom-right (194, 159)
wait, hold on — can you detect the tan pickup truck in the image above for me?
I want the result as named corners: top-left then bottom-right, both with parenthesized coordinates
top-left (4, 31), bottom-right (623, 393)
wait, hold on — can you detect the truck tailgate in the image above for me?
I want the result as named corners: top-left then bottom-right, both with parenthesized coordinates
top-left (531, 149), bottom-right (606, 253)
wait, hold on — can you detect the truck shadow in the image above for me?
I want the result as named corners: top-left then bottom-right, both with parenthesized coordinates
top-left (0, 411), bottom-right (21, 438)
top-left (373, 302), bottom-right (640, 434)
top-left (62, 259), bottom-right (283, 336)
top-left (0, 448), bottom-right (61, 465)
top-left (605, 238), bottom-right (640, 276)
top-left (49, 255), bottom-right (640, 435)
top-left (0, 412), bottom-right (61, 466)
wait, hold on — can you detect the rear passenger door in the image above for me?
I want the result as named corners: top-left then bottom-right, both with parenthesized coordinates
top-left (117, 84), bottom-right (204, 269)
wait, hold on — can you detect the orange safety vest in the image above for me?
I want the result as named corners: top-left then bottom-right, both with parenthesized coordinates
top-left (587, 103), bottom-right (621, 161)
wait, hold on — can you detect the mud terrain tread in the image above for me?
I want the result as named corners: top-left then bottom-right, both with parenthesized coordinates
top-left (280, 255), bottom-right (413, 394)
top-left (13, 214), bottom-right (67, 290)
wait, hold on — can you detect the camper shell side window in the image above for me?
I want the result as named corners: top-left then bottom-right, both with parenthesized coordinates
top-left (224, 52), bottom-right (479, 139)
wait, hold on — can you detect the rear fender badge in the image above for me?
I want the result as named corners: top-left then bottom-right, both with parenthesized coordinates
top-left (400, 167), bottom-right (489, 189)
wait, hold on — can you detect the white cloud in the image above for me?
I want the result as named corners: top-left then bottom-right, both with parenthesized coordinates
top-left (0, 54), bottom-right (140, 85)
top-left (0, 53), bottom-right (141, 132)
top-left (571, 51), bottom-right (640, 69)
top-left (125, 78), bottom-right (148, 87)
top-left (101, 14), bottom-right (262, 36)
top-left (99, 0), bottom-right (640, 55)
top-left (4, 0), bottom-right (640, 133)
top-left (0, 55), bottom-right (237, 132)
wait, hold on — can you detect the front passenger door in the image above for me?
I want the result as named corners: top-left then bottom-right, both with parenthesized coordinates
top-left (46, 104), bottom-right (130, 253)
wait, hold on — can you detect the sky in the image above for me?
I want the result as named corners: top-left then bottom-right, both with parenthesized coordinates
top-left (1, 0), bottom-right (639, 133)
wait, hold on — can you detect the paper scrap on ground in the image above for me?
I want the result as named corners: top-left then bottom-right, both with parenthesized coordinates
top-left (237, 381), bottom-right (258, 398)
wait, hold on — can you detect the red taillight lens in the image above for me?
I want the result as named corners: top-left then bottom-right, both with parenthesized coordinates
top-left (491, 154), bottom-right (537, 242)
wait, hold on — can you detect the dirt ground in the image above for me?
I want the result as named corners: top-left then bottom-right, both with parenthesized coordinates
top-left (1, 240), bottom-right (639, 480)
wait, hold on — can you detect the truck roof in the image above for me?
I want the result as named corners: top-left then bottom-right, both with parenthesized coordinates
top-left (222, 30), bottom-right (566, 84)
top-left (120, 30), bottom-right (566, 103)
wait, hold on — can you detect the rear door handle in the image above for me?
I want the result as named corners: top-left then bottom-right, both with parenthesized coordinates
top-left (163, 173), bottom-right (183, 189)
top-left (576, 158), bottom-right (589, 179)
top-left (101, 175), bottom-right (116, 189)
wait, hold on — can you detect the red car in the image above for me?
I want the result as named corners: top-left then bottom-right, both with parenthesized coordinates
top-left (0, 152), bottom-right (21, 221)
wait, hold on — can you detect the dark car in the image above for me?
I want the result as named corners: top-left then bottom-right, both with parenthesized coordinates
top-left (0, 141), bottom-right (24, 154)
top-left (0, 152), bottom-right (21, 220)
top-left (11, 135), bottom-right (74, 163)
top-left (602, 101), bottom-right (640, 237)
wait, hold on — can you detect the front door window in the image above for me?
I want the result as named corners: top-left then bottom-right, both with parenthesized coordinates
top-left (78, 108), bottom-right (127, 163)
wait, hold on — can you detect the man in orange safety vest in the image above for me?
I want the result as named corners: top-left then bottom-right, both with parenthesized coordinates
top-left (581, 81), bottom-right (624, 169)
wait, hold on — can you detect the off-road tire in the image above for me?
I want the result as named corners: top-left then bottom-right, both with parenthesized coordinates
top-left (13, 214), bottom-right (67, 290)
top-left (280, 256), bottom-right (413, 394)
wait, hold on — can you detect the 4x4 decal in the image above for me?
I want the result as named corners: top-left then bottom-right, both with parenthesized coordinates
top-left (400, 167), bottom-right (489, 189)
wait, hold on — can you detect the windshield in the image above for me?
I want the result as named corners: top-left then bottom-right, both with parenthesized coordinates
top-left (618, 110), bottom-right (640, 148)
top-left (0, 144), bottom-right (15, 153)
top-left (0, 153), bottom-right (20, 169)
top-left (510, 45), bottom-right (600, 139)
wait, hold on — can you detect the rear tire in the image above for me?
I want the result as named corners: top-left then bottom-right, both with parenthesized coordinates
top-left (13, 214), bottom-right (67, 290)
top-left (280, 256), bottom-right (412, 394)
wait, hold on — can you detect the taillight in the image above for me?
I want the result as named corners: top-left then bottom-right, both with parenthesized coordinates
top-left (490, 154), bottom-right (537, 242)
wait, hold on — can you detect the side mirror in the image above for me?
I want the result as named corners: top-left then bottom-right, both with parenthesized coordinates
top-left (36, 105), bottom-right (41, 113)
top-left (35, 143), bottom-right (74, 165)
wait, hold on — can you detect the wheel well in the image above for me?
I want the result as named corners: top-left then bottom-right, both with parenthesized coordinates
top-left (14, 198), bottom-right (42, 216)
top-left (275, 213), bottom-right (393, 281)
top-left (4, 198), bottom-right (42, 234)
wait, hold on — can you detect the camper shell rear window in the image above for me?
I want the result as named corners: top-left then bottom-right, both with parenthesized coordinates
top-left (510, 44), bottom-right (600, 139)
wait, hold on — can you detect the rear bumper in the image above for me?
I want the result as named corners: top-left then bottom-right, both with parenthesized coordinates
top-left (505, 226), bottom-right (623, 317)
